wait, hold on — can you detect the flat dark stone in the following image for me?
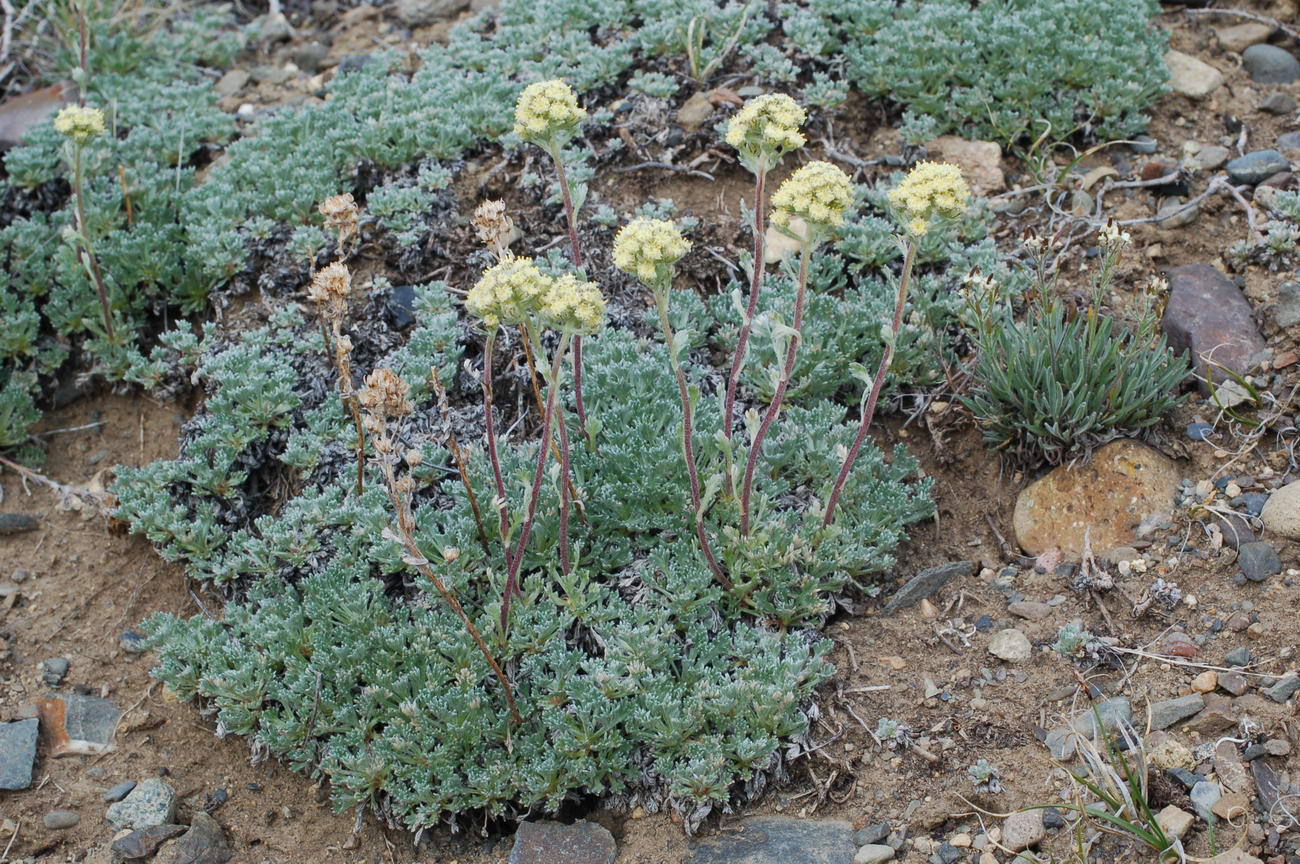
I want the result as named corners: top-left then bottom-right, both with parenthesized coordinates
top-left (1162, 264), bottom-right (1266, 387)
top-left (1238, 542), bottom-right (1281, 581)
top-left (0, 513), bottom-right (39, 535)
top-left (172, 813), bottom-right (233, 864)
top-left (510, 821), bottom-right (616, 864)
top-left (1264, 674), bottom-right (1300, 703)
top-left (883, 561), bottom-right (973, 614)
top-left (110, 824), bottom-right (186, 859)
top-left (1226, 149), bottom-right (1290, 184)
top-left (687, 817), bottom-right (855, 864)
top-left (103, 780), bottom-right (138, 802)
top-left (0, 718), bottom-right (38, 790)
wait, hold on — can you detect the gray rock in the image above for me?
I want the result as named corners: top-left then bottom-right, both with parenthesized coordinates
top-left (1252, 759), bottom-right (1281, 813)
top-left (1243, 44), bottom-right (1300, 83)
top-left (1008, 601), bottom-right (1052, 621)
top-left (1260, 92), bottom-right (1297, 114)
top-left (254, 11), bottom-right (291, 42)
top-left (1165, 50), bottom-right (1224, 98)
top-left (291, 42), bottom-right (328, 74)
top-left (0, 513), bottom-right (39, 534)
top-left (213, 69), bottom-right (249, 98)
top-left (854, 824), bottom-right (890, 847)
top-left (110, 823), bottom-right (186, 860)
top-left (1215, 511), bottom-right (1258, 549)
top-left (1278, 131), bottom-right (1300, 154)
top-left (1192, 145), bottom-right (1231, 171)
top-left (935, 842), bottom-right (960, 864)
top-left (43, 810), bottom-right (80, 830)
top-left (1261, 479), bottom-right (1300, 537)
top-left (988, 629), bottom-right (1032, 663)
top-left (41, 657), bottom-right (69, 685)
top-left (511, 820), bottom-right (617, 864)
top-left (1225, 647), bottom-right (1251, 667)
top-left (1226, 149), bottom-right (1290, 185)
top-left (1238, 542), bottom-right (1281, 581)
top-left (1162, 264), bottom-right (1267, 387)
top-left (119, 631), bottom-right (147, 654)
top-left (854, 845), bottom-right (894, 864)
top-left (687, 817), bottom-right (855, 864)
top-left (1273, 283), bottom-right (1300, 331)
top-left (106, 778), bottom-right (177, 830)
top-left (1071, 697), bottom-right (1133, 737)
top-left (103, 780), bottom-right (137, 802)
top-left (1150, 694), bottom-right (1205, 731)
top-left (395, 0), bottom-right (469, 25)
top-left (0, 718), bottom-right (39, 790)
top-left (169, 812), bottom-right (232, 864)
top-left (883, 561), bottom-right (973, 614)
top-left (1157, 199), bottom-right (1199, 228)
top-left (1263, 675), bottom-right (1300, 703)
top-left (1002, 811), bottom-right (1045, 852)
top-left (1189, 780), bottom-right (1221, 820)
top-left (1216, 22), bottom-right (1273, 54)
top-left (38, 692), bottom-right (120, 756)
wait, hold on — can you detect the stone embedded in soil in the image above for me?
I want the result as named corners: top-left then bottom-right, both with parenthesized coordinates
top-left (1237, 541), bottom-right (1281, 582)
top-left (1156, 199), bottom-right (1198, 228)
top-left (1259, 91), bottom-right (1297, 114)
top-left (1272, 282), bottom-right (1300, 331)
top-left (1007, 600), bottom-right (1051, 621)
top-left (1216, 22), bottom-right (1273, 54)
top-left (1215, 510), bottom-right (1258, 549)
top-left (0, 83), bottom-right (71, 150)
top-left (924, 136), bottom-right (1005, 195)
top-left (1191, 670), bottom-right (1217, 693)
top-left (106, 778), bottom-right (177, 831)
top-left (36, 693), bottom-right (120, 757)
top-left (110, 823), bottom-right (187, 860)
top-left (1164, 50), bottom-right (1224, 98)
top-left (41, 657), bottom-right (69, 686)
top-left (0, 513), bottom-right (39, 535)
top-left (1190, 780), bottom-right (1222, 820)
top-left (1150, 694), bottom-right (1205, 730)
top-left (854, 845), bottom-right (894, 864)
top-left (1251, 759), bottom-right (1281, 814)
top-left (213, 69), bottom-right (249, 98)
top-left (1242, 44), bottom-right (1300, 83)
top-left (103, 780), bottom-right (138, 802)
top-left (394, 0), bottom-right (470, 27)
top-left (0, 718), bottom-right (39, 790)
top-left (43, 810), bottom-right (80, 830)
top-left (676, 91), bottom-right (714, 132)
top-left (168, 812), bottom-right (232, 864)
top-left (1070, 697), bottom-right (1132, 738)
top-left (854, 824), bottom-right (890, 847)
top-left (1225, 646), bottom-right (1251, 667)
top-left (1012, 440), bottom-right (1181, 558)
top-left (686, 817), bottom-right (854, 864)
top-left (883, 561), bottom-right (972, 613)
top-left (1263, 674), bottom-right (1300, 703)
top-left (1260, 480), bottom-right (1300, 538)
top-left (1161, 264), bottom-right (1267, 387)
top-left (510, 820), bottom-right (617, 864)
top-left (1204, 851), bottom-right (1264, 864)
top-left (1226, 149), bottom-right (1291, 185)
top-left (1192, 145), bottom-right (1231, 171)
top-left (1218, 671), bottom-right (1248, 696)
top-left (987, 629), bottom-right (1031, 663)
top-left (1156, 805), bottom-right (1194, 841)
top-left (1001, 811), bottom-right (1044, 852)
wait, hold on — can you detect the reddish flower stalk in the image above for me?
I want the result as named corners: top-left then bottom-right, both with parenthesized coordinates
top-left (721, 168), bottom-right (767, 496)
top-left (481, 331), bottom-right (513, 569)
top-left (501, 332), bottom-right (571, 633)
top-left (653, 287), bottom-right (732, 591)
top-left (740, 241), bottom-right (811, 537)
top-left (548, 144), bottom-right (593, 450)
top-left (555, 398), bottom-right (573, 575)
top-left (823, 241), bottom-right (916, 526)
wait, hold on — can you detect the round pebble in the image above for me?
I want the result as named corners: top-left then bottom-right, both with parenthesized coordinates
top-left (43, 810), bottom-right (80, 830)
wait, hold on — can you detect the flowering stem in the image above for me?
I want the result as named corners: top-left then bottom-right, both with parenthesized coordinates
top-left (548, 140), bottom-right (593, 450)
top-left (374, 439), bottom-right (521, 725)
top-left (501, 331), bottom-right (571, 634)
top-left (331, 321), bottom-right (365, 497)
top-left (740, 239), bottom-right (811, 537)
top-left (71, 144), bottom-right (117, 345)
top-left (722, 165), bottom-right (767, 497)
top-left (520, 324), bottom-right (582, 519)
top-left (526, 323), bottom-right (574, 575)
top-left (653, 285), bottom-right (732, 591)
top-left (482, 330), bottom-right (513, 570)
top-left (824, 239), bottom-right (915, 527)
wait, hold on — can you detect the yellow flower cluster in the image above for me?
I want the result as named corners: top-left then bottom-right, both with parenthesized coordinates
top-left (466, 258), bottom-right (605, 333)
top-left (725, 94), bottom-right (806, 162)
top-left (465, 257), bottom-right (553, 328)
top-left (886, 161), bottom-right (969, 236)
top-left (53, 105), bottom-right (106, 143)
top-left (539, 274), bottom-right (606, 334)
top-left (612, 218), bottom-right (691, 285)
top-left (770, 161), bottom-right (853, 233)
top-left (512, 80), bottom-right (586, 144)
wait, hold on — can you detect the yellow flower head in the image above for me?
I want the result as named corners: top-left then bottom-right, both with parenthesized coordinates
top-left (612, 218), bottom-right (691, 286)
top-left (465, 257), bottom-right (552, 328)
top-left (770, 161), bottom-right (853, 234)
top-left (725, 94), bottom-right (806, 166)
top-left (539, 274), bottom-right (606, 334)
top-left (53, 105), bottom-right (105, 143)
top-left (886, 161), bottom-right (970, 236)
top-left (513, 80), bottom-right (586, 144)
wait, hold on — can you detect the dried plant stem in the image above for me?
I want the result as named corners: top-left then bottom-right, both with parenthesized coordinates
top-left (501, 332), bottom-right (571, 632)
top-left (824, 240), bottom-right (915, 526)
top-left (740, 240), bottom-right (811, 537)
top-left (331, 322), bottom-right (366, 496)
top-left (653, 285), bottom-right (732, 590)
top-left (481, 330), bottom-right (513, 569)
top-left (374, 444), bottom-right (521, 725)
top-left (722, 166), bottom-right (767, 497)
top-left (548, 141), bottom-right (593, 449)
top-left (449, 436), bottom-right (491, 556)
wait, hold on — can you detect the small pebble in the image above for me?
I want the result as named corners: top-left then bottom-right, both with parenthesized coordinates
top-left (102, 780), bottom-right (137, 803)
top-left (43, 810), bottom-right (80, 830)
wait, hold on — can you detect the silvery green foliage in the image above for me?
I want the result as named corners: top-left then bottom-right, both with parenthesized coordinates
top-left (781, 0), bottom-right (1167, 147)
top-left (115, 273), bottom-right (930, 829)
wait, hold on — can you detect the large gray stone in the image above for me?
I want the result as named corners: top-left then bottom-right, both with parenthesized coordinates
top-left (1226, 150), bottom-right (1290, 185)
top-left (1162, 264), bottom-right (1266, 387)
top-left (1150, 694), bottom-right (1205, 730)
top-left (1261, 480), bottom-right (1300, 538)
top-left (1238, 542), bottom-right (1281, 582)
top-left (688, 817), bottom-right (855, 864)
top-left (167, 813), bottom-right (232, 864)
top-left (37, 692), bottom-right (120, 756)
top-left (1264, 675), bottom-right (1300, 703)
top-left (0, 718), bottom-right (38, 790)
top-left (106, 778), bottom-right (177, 831)
top-left (510, 821), bottom-right (616, 864)
top-left (1243, 44), bottom-right (1300, 83)
top-left (883, 561), bottom-right (973, 613)
top-left (1165, 50), bottom-right (1224, 99)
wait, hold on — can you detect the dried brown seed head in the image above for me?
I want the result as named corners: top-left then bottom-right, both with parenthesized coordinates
top-left (308, 261), bottom-right (352, 319)
top-left (359, 367), bottom-right (413, 420)
top-left (473, 200), bottom-right (514, 256)
top-left (319, 193), bottom-right (360, 246)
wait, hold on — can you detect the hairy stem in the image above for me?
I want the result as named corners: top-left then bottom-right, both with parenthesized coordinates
top-left (824, 240), bottom-right (915, 526)
top-left (72, 145), bottom-right (116, 345)
top-left (722, 166), bottom-right (767, 497)
top-left (449, 435), bottom-right (492, 556)
top-left (740, 240), bottom-right (811, 537)
top-left (555, 396), bottom-right (573, 575)
top-left (654, 286), bottom-right (732, 591)
top-left (548, 140), bottom-right (593, 449)
top-left (501, 332), bottom-right (571, 633)
top-left (482, 331), bottom-right (513, 570)
top-left (332, 321), bottom-right (365, 496)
